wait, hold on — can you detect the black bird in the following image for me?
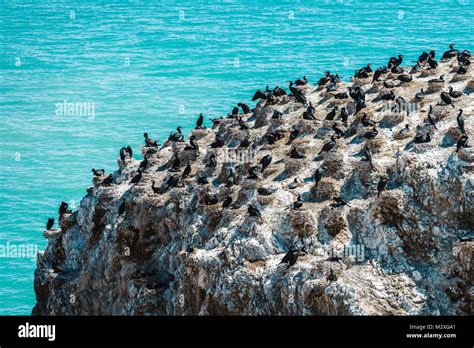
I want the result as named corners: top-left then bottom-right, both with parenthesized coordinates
top-left (258, 187), bottom-right (276, 196)
top-left (272, 110), bottom-right (283, 119)
top-left (273, 86), bottom-right (287, 97)
top-left (248, 166), bottom-right (260, 179)
top-left (126, 146), bottom-right (133, 158)
top-left (151, 181), bottom-right (162, 194)
top-left (102, 174), bottom-right (113, 186)
top-left (139, 157), bottom-right (148, 171)
top-left (326, 106), bottom-right (338, 120)
top-left (170, 156), bottom-right (180, 172)
top-left (280, 247), bottom-right (307, 268)
top-left (130, 169), bottom-right (142, 184)
top-left (361, 113), bottom-right (376, 127)
top-left (144, 133), bottom-right (159, 147)
top-left (260, 155), bottom-right (272, 173)
top-left (240, 138), bottom-right (251, 148)
top-left (363, 127), bottom-right (378, 139)
top-left (372, 67), bottom-right (383, 82)
top-left (333, 92), bottom-right (348, 99)
top-left (46, 218), bottom-right (54, 230)
top-left (288, 176), bottom-right (302, 189)
top-left (169, 127), bottom-right (183, 142)
top-left (397, 74), bottom-right (412, 83)
top-left (326, 269), bottom-right (337, 282)
top-left (340, 107), bottom-right (349, 123)
top-left (209, 117), bottom-right (223, 126)
top-left (314, 165), bottom-right (327, 187)
top-left (288, 128), bottom-right (299, 143)
top-left (292, 195), bottom-right (303, 209)
top-left (349, 87), bottom-right (365, 103)
top-left (319, 135), bottom-right (337, 154)
top-left (418, 51), bottom-right (430, 63)
top-left (381, 90), bottom-right (395, 101)
top-left (318, 71), bottom-right (331, 86)
top-left (59, 201), bottom-right (70, 217)
top-left (210, 134), bottom-right (225, 148)
top-left (456, 135), bottom-right (469, 152)
top-left (248, 205), bottom-right (262, 219)
top-left (92, 168), bottom-right (105, 177)
top-left (377, 176), bottom-right (388, 197)
top-left (295, 76), bottom-right (308, 86)
top-left (197, 174), bottom-right (209, 185)
top-left (196, 113), bottom-right (204, 129)
top-left (457, 109), bottom-right (465, 134)
top-left (238, 103), bottom-right (251, 114)
top-left (290, 147), bottom-right (305, 159)
top-left (182, 163), bottom-right (191, 179)
top-left (383, 80), bottom-right (395, 89)
top-left (427, 106), bottom-right (437, 130)
top-left (208, 154), bottom-right (217, 168)
top-left (449, 87), bottom-right (462, 98)
top-left (441, 43), bottom-right (458, 60)
top-left (119, 147), bottom-right (128, 162)
top-left (332, 123), bottom-right (344, 138)
top-left (362, 147), bottom-right (373, 168)
top-left (331, 196), bottom-right (350, 208)
top-left (118, 200), bottom-right (126, 217)
top-left (427, 55), bottom-right (438, 69)
top-left (231, 106), bottom-right (239, 117)
top-left (252, 89), bottom-right (267, 101)
top-left (440, 91), bottom-right (454, 107)
top-left (203, 193), bottom-right (218, 205)
top-left (414, 89), bottom-right (425, 101)
top-left (266, 133), bottom-right (276, 145)
top-left (388, 54), bottom-right (403, 67)
top-left (355, 100), bottom-right (366, 115)
top-left (190, 135), bottom-right (199, 150)
top-left (414, 132), bottom-right (431, 144)
top-left (221, 196), bottom-right (233, 210)
top-left (166, 174), bottom-right (181, 188)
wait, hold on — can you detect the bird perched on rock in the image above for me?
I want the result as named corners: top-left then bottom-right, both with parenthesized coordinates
top-left (280, 247), bottom-right (307, 269)
top-left (92, 168), bottom-right (105, 177)
top-left (247, 205), bottom-right (262, 221)
top-left (257, 187), bottom-right (277, 196)
top-left (377, 176), bottom-right (388, 197)
top-left (319, 135), bottom-right (337, 154)
top-left (195, 113), bottom-right (204, 129)
top-left (456, 135), bottom-right (469, 152)
top-left (314, 165), bottom-right (327, 187)
top-left (326, 269), bottom-right (337, 282)
top-left (46, 218), bottom-right (54, 230)
top-left (331, 196), bottom-right (350, 208)
top-left (292, 195), bottom-right (303, 210)
top-left (456, 109), bottom-right (465, 134)
top-left (144, 133), bottom-right (159, 147)
top-left (260, 155), bottom-right (272, 173)
top-left (181, 163), bottom-right (191, 179)
top-left (130, 168), bottom-right (142, 184)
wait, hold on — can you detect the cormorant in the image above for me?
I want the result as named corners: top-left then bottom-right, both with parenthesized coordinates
top-left (331, 196), bottom-right (350, 208)
top-left (388, 54), bottom-right (403, 68)
top-left (427, 106), bottom-right (437, 130)
top-left (319, 135), bottom-right (337, 154)
top-left (248, 166), bottom-right (260, 179)
top-left (197, 174), bottom-right (209, 185)
top-left (381, 90), bottom-right (396, 101)
top-left (440, 91), bottom-right (454, 107)
top-left (238, 103), bottom-right (251, 114)
top-left (449, 87), bottom-right (463, 98)
top-left (363, 127), bottom-right (378, 139)
top-left (166, 174), bottom-right (181, 188)
top-left (314, 165), bottom-right (327, 187)
top-left (295, 76), bottom-right (308, 86)
top-left (196, 113), bottom-right (204, 129)
top-left (457, 109), bottom-right (465, 134)
top-left (102, 174), bottom-right (113, 186)
top-left (361, 113), bottom-right (376, 127)
top-left (130, 169), bottom-right (142, 184)
top-left (92, 168), bottom-right (105, 177)
top-left (332, 123), bottom-right (344, 138)
top-left (340, 107), bottom-right (349, 123)
top-left (377, 176), bottom-right (388, 197)
top-left (144, 133), bottom-right (159, 147)
top-left (46, 218), bottom-right (54, 230)
top-left (327, 269), bottom-right (337, 282)
top-left (248, 205), bottom-right (262, 219)
top-left (118, 200), bottom-right (126, 217)
top-left (272, 110), bottom-right (283, 119)
top-left (208, 154), bottom-right (217, 168)
top-left (292, 194), bottom-right (303, 209)
top-left (260, 155), bottom-right (272, 173)
top-left (441, 43), bottom-right (458, 60)
top-left (258, 187), bottom-right (276, 196)
top-left (414, 132), bottom-right (431, 144)
top-left (456, 135), bottom-right (468, 152)
top-left (139, 157), bottom-right (148, 171)
top-left (169, 127), bottom-right (183, 142)
top-left (280, 247), bottom-right (306, 268)
top-left (326, 106), bottom-right (338, 120)
top-left (151, 181), bottom-right (162, 194)
top-left (288, 128), bottom-right (299, 143)
top-left (397, 74), bottom-right (413, 83)
top-left (182, 163), bottom-right (191, 179)
top-left (210, 134), bottom-right (225, 148)
top-left (290, 147), bottom-right (305, 159)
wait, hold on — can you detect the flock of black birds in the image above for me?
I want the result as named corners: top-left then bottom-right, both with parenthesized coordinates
top-left (45, 44), bottom-right (471, 276)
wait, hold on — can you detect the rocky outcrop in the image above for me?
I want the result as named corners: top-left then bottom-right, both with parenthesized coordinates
top-left (33, 52), bottom-right (473, 316)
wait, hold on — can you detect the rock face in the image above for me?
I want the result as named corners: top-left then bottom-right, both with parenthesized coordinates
top-left (33, 52), bottom-right (473, 316)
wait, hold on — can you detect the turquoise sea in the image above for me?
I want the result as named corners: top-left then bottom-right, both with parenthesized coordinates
top-left (0, 0), bottom-right (472, 315)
